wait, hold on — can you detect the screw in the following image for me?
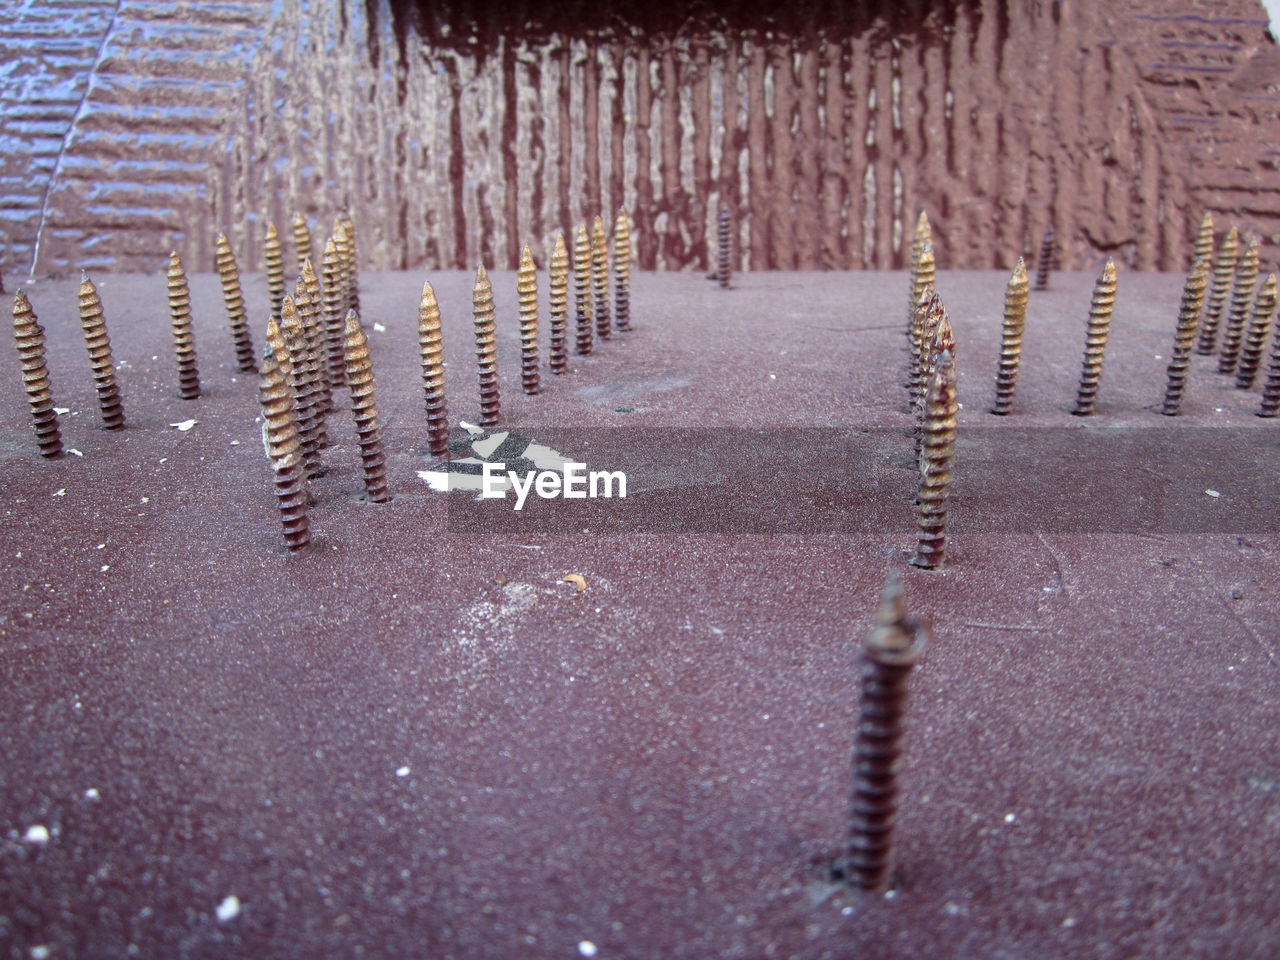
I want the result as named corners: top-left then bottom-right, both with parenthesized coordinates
top-left (10, 290), bottom-right (62, 457)
top-left (1160, 258), bottom-right (1209, 416)
top-left (337, 212), bottom-right (359, 316)
top-left (274, 297), bottom-right (323, 480)
top-left (321, 236), bottom-right (347, 390)
top-left (296, 259), bottom-right (332, 417)
top-left (913, 349), bottom-right (957, 570)
top-left (1196, 226), bottom-right (1238, 356)
top-left (1033, 225), bottom-right (1054, 291)
top-left (908, 212), bottom-right (933, 325)
top-left (573, 223), bottom-right (593, 356)
top-left (166, 251), bottom-right (200, 400)
top-left (344, 309), bottom-right (390, 503)
top-left (1259, 305), bottom-right (1280, 417)
top-left (836, 577), bottom-right (926, 891)
top-left (417, 280), bottom-right (449, 458)
top-left (473, 263), bottom-right (500, 426)
top-left (1235, 272), bottom-right (1277, 389)
top-left (1071, 258), bottom-right (1117, 416)
top-left (518, 246), bottom-right (540, 395)
top-left (614, 208), bottom-right (632, 331)
top-left (291, 212), bottom-right (312, 273)
top-left (1193, 211), bottom-right (1214, 269)
top-left (991, 258), bottom-right (1029, 416)
top-left (907, 245), bottom-right (938, 410)
top-left (910, 287), bottom-right (943, 417)
top-left (215, 232), bottom-right (257, 373)
top-left (77, 272), bottom-right (125, 430)
top-left (717, 204), bottom-right (732, 289)
top-left (592, 216), bottom-right (612, 340)
top-left (1218, 237), bottom-right (1259, 375)
top-left (264, 222), bottom-right (285, 321)
top-left (910, 210), bottom-right (931, 274)
top-left (549, 233), bottom-right (569, 373)
top-left (258, 322), bottom-right (312, 555)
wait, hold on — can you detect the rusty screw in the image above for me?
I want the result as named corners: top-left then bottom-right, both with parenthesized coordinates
top-left (835, 577), bottom-right (926, 891)
top-left (1033, 225), bottom-right (1054, 292)
top-left (913, 349), bottom-right (957, 570)
top-left (717, 204), bottom-right (732, 289)
top-left (338, 211), bottom-right (360, 316)
top-left (321, 236), bottom-right (347, 391)
top-left (272, 298), bottom-right (322, 480)
top-left (1160, 258), bottom-right (1209, 416)
top-left (259, 322), bottom-right (312, 555)
top-left (1193, 211), bottom-right (1214, 270)
top-left (910, 286), bottom-right (943, 417)
top-left (473, 263), bottom-right (500, 426)
top-left (297, 259), bottom-right (332, 417)
top-left (549, 233), bottom-right (569, 373)
top-left (573, 223), bottom-right (593, 356)
top-left (592, 216), bottom-right (612, 340)
top-left (215, 232), bottom-right (257, 373)
top-left (614, 208), bottom-right (632, 331)
top-left (344, 310), bottom-right (390, 502)
top-left (1235, 272), bottom-right (1278, 390)
top-left (77, 272), bottom-right (125, 430)
top-left (1218, 238), bottom-right (1259, 375)
top-left (1197, 226), bottom-right (1238, 356)
top-left (264, 222), bottom-right (285, 321)
top-left (907, 245), bottom-right (937, 410)
top-left (11, 291), bottom-right (62, 458)
top-left (166, 251), bottom-right (200, 400)
top-left (1259, 308), bottom-right (1280, 417)
top-left (418, 280), bottom-right (450, 458)
top-left (991, 258), bottom-right (1029, 416)
top-left (1071, 258), bottom-right (1117, 416)
top-left (292, 212), bottom-right (312, 273)
top-left (518, 246), bottom-right (540, 395)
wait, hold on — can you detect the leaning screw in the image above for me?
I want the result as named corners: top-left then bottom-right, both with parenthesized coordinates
top-left (913, 349), bottom-right (957, 570)
top-left (1218, 237), bottom-right (1259, 375)
top-left (614, 208), bottom-right (632, 331)
top-left (473, 263), bottom-right (500, 426)
top-left (166, 251), bottom-right (200, 400)
top-left (321, 236), bottom-right (347, 390)
top-left (418, 280), bottom-right (450, 458)
top-left (1196, 226), bottom-right (1238, 356)
top-left (518, 246), bottom-right (540, 395)
top-left (1160, 257), bottom-right (1209, 416)
top-left (991, 258), bottom-right (1029, 415)
top-left (1071, 258), bottom-right (1116, 416)
top-left (274, 297), bottom-right (323, 479)
top-left (343, 309), bottom-right (390, 502)
top-left (258, 323), bottom-right (312, 555)
top-left (215, 232), bottom-right (257, 373)
top-left (11, 290), bottom-right (62, 457)
top-left (549, 233), bottom-right (569, 373)
top-left (1235, 272), bottom-right (1278, 390)
top-left (77, 272), bottom-right (125, 430)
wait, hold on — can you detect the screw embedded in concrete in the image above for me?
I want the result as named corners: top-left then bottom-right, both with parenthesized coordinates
top-left (716, 204), bottom-right (732, 289)
top-left (614, 208), bottom-right (632, 331)
top-left (321, 236), bottom-right (347, 390)
top-left (835, 577), bottom-right (926, 892)
top-left (1160, 257), bottom-right (1209, 416)
top-left (275, 297), bottom-right (323, 479)
top-left (1193, 211), bottom-right (1213, 270)
top-left (1258, 305), bottom-right (1280, 417)
top-left (215, 232), bottom-right (257, 373)
top-left (297, 259), bottom-right (332, 417)
top-left (549, 233), bottom-right (569, 373)
top-left (1033, 226), bottom-right (1054, 292)
top-left (910, 286), bottom-right (943, 416)
top-left (592, 216), bottom-right (611, 340)
top-left (573, 224), bottom-right (593, 356)
top-left (418, 280), bottom-right (449, 458)
top-left (1218, 238), bottom-right (1259, 375)
top-left (518, 246), bottom-right (540, 395)
top-left (1071, 258), bottom-right (1117, 416)
top-left (913, 349), bottom-right (957, 570)
top-left (473, 263), bottom-right (500, 426)
top-left (344, 309), bottom-right (390, 502)
top-left (258, 323), bottom-right (312, 555)
top-left (908, 211), bottom-right (933, 322)
top-left (1235, 272), bottom-right (1277, 390)
top-left (77, 271), bottom-right (125, 430)
top-left (907, 244), bottom-right (937, 410)
top-left (1196, 226), bottom-right (1238, 356)
top-left (11, 290), bottom-right (62, 458)
top-left (291, 212), bottom-right (312, 273)
top-left (264, 222), bottom-right (285, 321)
top-left (338, 212), bottom-right (359, 316)
top-left (991, 258), bottom-right (1029, 416)
top-left (166, 251), bottom-right (200, 400)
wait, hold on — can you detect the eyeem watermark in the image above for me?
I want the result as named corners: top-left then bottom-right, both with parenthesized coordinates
top-left (480, 461), bottom-right (627, 510)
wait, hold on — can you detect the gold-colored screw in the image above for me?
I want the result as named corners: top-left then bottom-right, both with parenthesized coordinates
top-left (991, 258), bottom-right (1029, 415)
top-left (215, 232), bottom-right (257, 373)
top-left (913, 349), bottom-right (957, 570)
top-left (166, 251), bottom-right (200, 400)
top-left (717, 204), bottom-right (732, 289)
top-left (1033, 226), bottom-right (1054, 292)
top-left (549, 233), bottom-right (569, 373)
top-left (332, 220), bottom-right (354, 319)
top-left (297, 259), bottom-right (331, 417)
top-left (907, 244), bottom-right (936, 409)
top-left (321, 236), bottom-right (347, 390)
top-left (614, 208), bottom-right (632, 331)
top-left (77, 272), bottom-right (125, 430)
top-left (1160, 257), bottom-right (1209, 416)
top-left (1235, 272), bottom-right (1278, 389)
top-left (264, 222), bottom-right (285, 321)
top-left (343, 309), bottom-right (390, 503)
top-left (518, 246), bottom-right (540, 395)
top-left (277, 296), bottom-right (323, 480)
top-left (1071, 258), bottom-right (1117, 416)
top-left (914, 295), bottom-right (952, 460)
top-left (591, 216), bottom-right (611, 340)
top-left (1196, 225), bottom-right (1238, 355)
top-left (338, 212), bottom-right (359, 316)
top-left (11, 291), bottom-right (62, 457)
top-left (417, 280), bottom-right (449, 458)
top-left (908, 211), bottom-right (932, 312)
top-left (473, 263), bottom-right (500, 426)
top-left (573, 223), bottom-right (593, 356)
top-left (910, 286), bottom-right (942, 414)
top-left (291, 212), bottom-right (312, 272)
top-left (1193, 211), bottom-right (1213, 269)
top-left (259, 320), bottom-right (312, 555)
top-left (1218, 237), bottom-right (1259, 375)
top-left (1259, 308), bottom-right (1280, 417)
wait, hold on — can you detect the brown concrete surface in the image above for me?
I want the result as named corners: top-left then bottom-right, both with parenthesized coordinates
top-left (1, 269), bottom-right (1278, 958)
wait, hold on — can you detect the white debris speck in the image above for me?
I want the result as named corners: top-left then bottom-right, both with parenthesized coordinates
top-left (373, 322), bottom-right (387, 333)
top-left (52, 488), bottom-right (66, 498)
top-left (1062, 917), bottom-right (1077, 928)
top-left (1205, 489), bottom-right (1221, 498)
top-left (140, 497), bottom-right (149, 504)
top-left (84, 788), bottom-right (100, 801)
top-left (943, 901), bottom-right (964, 916)
top-left (215, 895), bottom-right (241, 922)
top-left (230, 440), bottom-right (240, 446)
top-left (23, 824), bottom-right (50, 845)
top-left (769, 373), bottom-right (777, 380)
top-left (396, 766), bottom-right (410, 778)
top-left (67, 449), bottom-right (83, 457)
top-left (30, 946), bottom-right (51, 959)
top-left (54, 407), bottom-right (70, 415)
top-left (841, 905), bottom-right (854, 915)
top-left (158, 458), bottom-right (168, 464)
top-left (577, 941), bottom-right (598, 958)
top-left (100, 565), bottom-right (110, 573)
top-left (96, 543), bottom-right (105, 550)
top-left (1215, 407), bottom-right (1224, 413)
top-left (1004, 812), bottom-right (1016, 824)
top-left (170, 420), bottom-right (197, 432)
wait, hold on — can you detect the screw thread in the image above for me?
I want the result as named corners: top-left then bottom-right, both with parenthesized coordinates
top-left (418, 280), bottom-right (450, 458)
top-left (343, 310), bottom-right (390, 502)
top-left (573, 224), bottom-right (593, 355)
top-left (1235, 273), bottom-right (1278, 389)
top-left (215, 233), bottom-right (256, 373)
top-left (291, 212), bottom-right (312, 271)
top-left (1259, 312), bottom-right (1280, 417)
top-left (992, 258), bottom-right (1029, 415)
top-left (11, 291), bottom-right (62, 457)
top-left (717, 204), bottom-right (732, 288)
top-left (297, 259), bottom-right (332, 418)
top-left (338, 213), bottom-right (359, 316)
top-left (549, 234), bottom-right (570, 373)
top-left (278, 297), bottom-right (324, 480)
top-left (910, 289), bottom-right (943, 416)
top-left (264, 223), bottom-right (285, 321)
top-left (166, 252), bottom-right (200, 399)
top-left (1161, 258), bottom-right (1209, 416)
top-left (591, 216), bottom-right (612, 340)
top-left (1197, 226), bottom-right (1238, 355)
top-left (473, 264), bottom-right (500, 426)
top-left (914, 350), bottom-right (957, 570)
top-left (258, 328), bottom-right (312, 555)
top-left (1193, 211), bottom-right (1214, 270)
top-left (1218, 239), bottom-right (1259, 375)
top-left (321, 237), bottom-right (348, 390)
top-left (614, 208), bottom-right (632, 330)
top-left (1033, 226), bottom-right (1054, 291)
top-left (518, 246), bottom-right (540, 395)
top-left (909, 210), bottom-right (931, 276)
top-left (76, 272), bottom-right (126, 430)
top-left (1071, 258), bottom-right (1117, 416)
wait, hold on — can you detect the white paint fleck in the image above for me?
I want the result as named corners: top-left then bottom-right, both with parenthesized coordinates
top-left (1205, 489), bottom-right (1221, 498)
top-left (100, 565), bottom-right (110, 573)
top-left (54, 407), bottom-right (70, 415)
top-left (215, 895), bottom-right (241, 922)
top-left (769, 373), bottom-right (776, 380)
top-left (52, 488), bottom-right (66, 498)
top-left (23, 824), bottom-right (50, 845)
top-left (96, 543), bottom-right (105, 550)
top-left (230, 440), bottom-right (240, 446)
top-left (67, 449), bottom-right (83, 457)
top-left (577, 941), bottom-right (598, 958)
top-left (396, 766), bottom-right (410, 778)
top-left (1004, 812), bottom-right (1016, 824)
top-left (170, 420), bottom-right (197, 432)
top-left (373, 322), bottom-right (387, 332)
top-left (84, 788), bottom-right (100, 801)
